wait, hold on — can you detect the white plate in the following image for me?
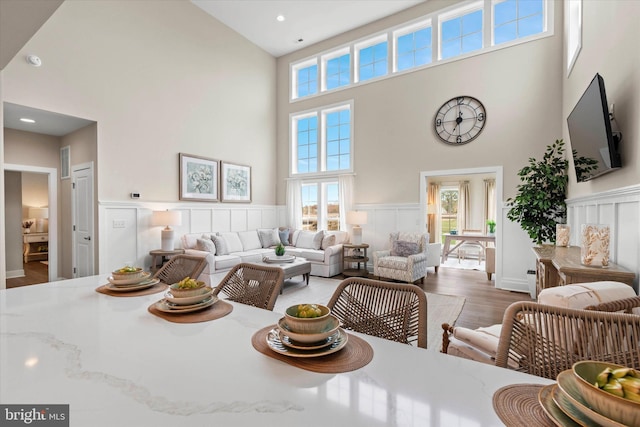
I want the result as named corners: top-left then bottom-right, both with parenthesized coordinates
top-left (278, 329), bottom-right (340, 350)
top-left (164, 287), bottom-right (214, 305)
top-left (106, 278), bottom-right (160, 292)
top-left (266, 327), bottom-right (348, 358)
top-left (108, 271), bottom-right (151, 285)
top-left (153, 295), bottom-right (218, 313)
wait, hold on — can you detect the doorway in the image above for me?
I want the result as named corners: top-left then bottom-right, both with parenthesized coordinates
top-left (420, 166), bottom-right (503, 287)
top-left (4, 164), bottom-right (58, 282)
top-left (72, 162), bottom-right (95, 277)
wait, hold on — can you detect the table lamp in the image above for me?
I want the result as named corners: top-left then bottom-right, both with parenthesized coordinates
top-left (29, 207), bottom-right (49, 233)
top-left (152, 210), bottom-right (182, 251)
top-left (347, 211), bottom-right (367, 245)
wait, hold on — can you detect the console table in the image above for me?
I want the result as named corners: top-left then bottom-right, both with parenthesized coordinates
top-left (532, 245), bottom-right (636, 297)
top-left (23, 232), bottom-right (49, 263)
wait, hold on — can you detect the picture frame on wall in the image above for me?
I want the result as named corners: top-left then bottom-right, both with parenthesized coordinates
top-left (179, 153), bottom-right (219, 202)
top-left (221, 161), bottom-right (251, 203)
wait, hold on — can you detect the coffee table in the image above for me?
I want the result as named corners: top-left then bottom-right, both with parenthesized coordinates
top-left (250, 256), bottom-right (311, 293)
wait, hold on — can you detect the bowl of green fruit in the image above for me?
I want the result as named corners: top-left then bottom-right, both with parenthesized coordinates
top-left (284, 304), bottom-right (332, 334)
top-left (572, 361), bottom-right (640, 426)
top-left (112, 266), bottom-right (144, 281)
top-left (169, 277), bottom-right (207, 298)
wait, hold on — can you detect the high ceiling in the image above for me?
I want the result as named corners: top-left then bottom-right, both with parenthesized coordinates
top-left (192, 0), bottom-right (425, 57)
top-left (2, 0), bottom-right (425, 136)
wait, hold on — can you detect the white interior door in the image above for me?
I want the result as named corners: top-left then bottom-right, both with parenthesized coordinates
top-left (72, 163), bottom-right (94, 277)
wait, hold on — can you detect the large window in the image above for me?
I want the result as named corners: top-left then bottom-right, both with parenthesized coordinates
top-left (291, 102), bottom-right (353, 176)
top-left (301, 182), bottom-right (340, 231)
top-left (395, 23), bottom-right (432, 71)
top-left (292, 60), bottom-right (318, 99)
top-left (440, 8), bottom-right (483, 60)
top-left (494, 0), bottom-right (544, 45)
top-left (356, 36), bottom-right (388, 82)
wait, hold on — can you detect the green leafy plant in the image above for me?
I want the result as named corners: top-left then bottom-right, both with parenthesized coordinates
top-left (486, 220), bottom-right (496, 234)
top-left (275, 243), bottom-right (285, 256)
top-left (506, 139), bottom-right (569, 245)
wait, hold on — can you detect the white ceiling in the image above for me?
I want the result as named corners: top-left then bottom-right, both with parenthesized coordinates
top-left (192, 0), bottom-right (425, 57)
top-left (4, 103), bottom-right (94, 137)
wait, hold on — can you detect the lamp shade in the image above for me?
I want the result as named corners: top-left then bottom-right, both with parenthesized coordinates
top-left (28, 207), bottom-right (49, 219)
top-left (346, 211), bottom-right (367, 226)
top-left (152, 210), bottom-right (182, 227)
top-left (427, 204), bottom-right (437, 215)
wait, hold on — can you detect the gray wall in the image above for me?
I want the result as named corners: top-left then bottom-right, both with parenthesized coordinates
top-left (4, 170), bottom-right (23, 275)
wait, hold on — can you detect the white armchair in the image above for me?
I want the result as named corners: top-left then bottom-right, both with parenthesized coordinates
top-left (373, 232), bottom-right (441, 284)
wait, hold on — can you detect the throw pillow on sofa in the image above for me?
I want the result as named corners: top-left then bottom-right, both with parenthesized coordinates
top-left (278, 228), bottom-right (290, 246)
top-left (212, 235), bottom-right (229, 255)
top-left (196, 238), bottom-right (216, 254)
top-left (238, 230), bottom-right (262, 251)
top-left (258, 228), bottom-right (281, 248)
top-left (321, 233), bottom-right (336, 249)
top-left (296, 230), bottom-right (324, 250)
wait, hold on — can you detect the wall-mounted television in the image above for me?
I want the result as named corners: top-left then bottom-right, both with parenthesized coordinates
top-left (567, 73), bottom-right (622, 182)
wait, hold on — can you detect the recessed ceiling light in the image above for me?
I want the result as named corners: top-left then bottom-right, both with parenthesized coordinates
top-left (276, 14), bottom-right (285, 22)
top-left (20, 118), bottom-right (36, 124)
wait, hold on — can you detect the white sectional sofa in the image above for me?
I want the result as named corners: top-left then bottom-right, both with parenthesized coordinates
top-left (181, 228), bottom-right (349, 286)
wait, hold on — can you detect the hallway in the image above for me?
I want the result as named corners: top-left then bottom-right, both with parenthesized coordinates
top-left (6, 261), bottom-right (48, 288)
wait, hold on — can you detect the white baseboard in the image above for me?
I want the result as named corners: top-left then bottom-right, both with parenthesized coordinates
top-left (6, 269), bottom-right (25, 279)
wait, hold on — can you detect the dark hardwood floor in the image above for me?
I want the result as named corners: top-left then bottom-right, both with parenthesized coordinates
top-left (5, 261), bottom-right (528, 330)
top-left (6, 261), bottom-right (49, 289)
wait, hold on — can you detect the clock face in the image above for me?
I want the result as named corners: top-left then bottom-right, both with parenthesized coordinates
top-left (434, 96), bottom-right (486, 145)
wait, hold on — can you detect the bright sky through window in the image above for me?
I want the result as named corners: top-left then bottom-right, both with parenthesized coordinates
top-left (494, 0), bottom-right (544, 45)
top-left (297, 64), bottom-right (318, 98)
top-left (359, 41), bottom-right (388, 81)
top-left (397, 27), bottom-right (432, 71)
top-left (441, 9), bottom-right (483, 59)
top-left (326, 109), bottom-right (351, 171)
top-left (296, 116), bottom-right (318, 173)
top-left (326, 54), bottom-right (350, 90)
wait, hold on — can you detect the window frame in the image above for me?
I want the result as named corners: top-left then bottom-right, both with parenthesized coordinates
top-left (492, 0), bottom-right (547, 47)
top-left (290, 101), bottom-right (354, 178)
top-left (301, 180), bottom-right (341, 231)
top-left (354, 34), bottom-right (389, 83)
top-left (321, 47), bottom-right (352, 92)
top-left (438, 1), bottom-right (484, 61)
top-left (291, 58), bottom-right (319, 100)
top-left (392, 19), bottom-right (433, 73)
top-left (565, 0), bottom-right (582, 76)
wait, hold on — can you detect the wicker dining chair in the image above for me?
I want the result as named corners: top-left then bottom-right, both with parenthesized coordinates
top-left (494, 299), bottom-right (640, 380)
top-left (152, 254), bottom-right (207, 285)
top-left (327, 277), bottom-right (428, 348)
top-left (212, 263), bottom-right (284, 311)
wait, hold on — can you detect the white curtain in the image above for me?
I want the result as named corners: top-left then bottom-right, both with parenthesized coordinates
top-left (286, 179), bottom-right (302, 230)
top-left (338, 175), bottom-right (354, 231)
top-left (484, 178), bottom-right (496, 233)
top-left (457, 181), bottom-right (470, 232)
top-left (428, 182), bottom-right (441, 243)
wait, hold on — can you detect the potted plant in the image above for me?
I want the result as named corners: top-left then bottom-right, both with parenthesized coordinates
top-left (506, 140), bottom-right (569, 246)
top-left (486, 220), bottom-right (496, 235)
top-left (275, 243), bottom-right (285, 257)
top-left (22, 220), bottom-right (33, 234)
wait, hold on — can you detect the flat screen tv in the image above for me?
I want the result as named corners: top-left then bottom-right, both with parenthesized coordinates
top-left (567, 73), bottom-right (622, 182)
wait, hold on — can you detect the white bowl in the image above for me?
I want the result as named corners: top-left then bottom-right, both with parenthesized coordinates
top-left (111, 267), bottom-right (144, 281)
top-left (278, 315), bottom-right (340, 344)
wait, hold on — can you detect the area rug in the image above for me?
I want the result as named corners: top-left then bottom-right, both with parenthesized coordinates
top-left (273, 276), bottom-right (466, 352)
top-left (440, 257), bottom-right (485, 271)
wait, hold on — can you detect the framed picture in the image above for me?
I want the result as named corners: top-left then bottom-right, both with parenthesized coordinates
top-left (221, 162), bottom-right (251, 203)
top-left (179, 153), bottom-right (219, 202)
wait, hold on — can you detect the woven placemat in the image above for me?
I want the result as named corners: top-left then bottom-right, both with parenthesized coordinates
top-left (493, 384), bottom-right (555, 427)
top-left (95, 283), bottom-right (168, 297)
top-left (251, 325), bottom-right (373, 373)
top-left (147, 300), bottom-right (233, 323)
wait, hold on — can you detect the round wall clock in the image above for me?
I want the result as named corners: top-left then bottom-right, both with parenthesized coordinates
top-left (434, 96), bottom-right (486, 145)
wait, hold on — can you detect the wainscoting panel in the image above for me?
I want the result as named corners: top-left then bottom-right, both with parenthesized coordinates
top-left (566, 184), bottom-right (640, 293)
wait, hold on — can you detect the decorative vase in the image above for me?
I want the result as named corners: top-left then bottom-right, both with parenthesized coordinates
top-left (556, 224), bottom-right (570, 247)
top-left (580, 224), bottom-right (610, 267)
top-left (24, 229), bottom-right (31, 234)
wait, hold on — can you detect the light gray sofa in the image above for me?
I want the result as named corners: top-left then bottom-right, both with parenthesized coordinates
top-left (181, 228), bottom-right (348, 286)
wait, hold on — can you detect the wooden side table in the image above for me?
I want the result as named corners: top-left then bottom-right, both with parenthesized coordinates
top-left (149, 249), bottom-right (185, 273)
top-left (23, 232), bottom-right (49, 263)
top-left (343, 243), bottom-right (369, 277)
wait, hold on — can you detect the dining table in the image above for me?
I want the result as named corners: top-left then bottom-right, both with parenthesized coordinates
top-left (0, 274), bottom-right (552, 426)
top-left (441, 233), bottom-right (496, 262)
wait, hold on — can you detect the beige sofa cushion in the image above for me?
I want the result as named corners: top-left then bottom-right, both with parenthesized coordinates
top-left (537, 281), bottom-right (635, 309)
top-left (257, 228), bottom-right (281, 248)
top-left (220, 232), bottom-right (243, 253)
top-left (238, 230), bottom-right (262, 251)
top-left (196, 238), bottom-right (216, 254)
top-left (295, 230), bottom-right (323, 250)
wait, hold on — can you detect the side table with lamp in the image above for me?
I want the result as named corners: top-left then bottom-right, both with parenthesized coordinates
top-left (150, 210), bottom-right (184, 272)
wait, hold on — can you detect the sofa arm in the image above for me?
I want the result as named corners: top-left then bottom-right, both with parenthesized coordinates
top-left (184, 249), bottom-right (215, 266)
top-left (322, 244), bottom-right (343, 261)
top-left (373, 250), bottom-right (391, 264)
top-left (406, 252), bottom-right (427, 268)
